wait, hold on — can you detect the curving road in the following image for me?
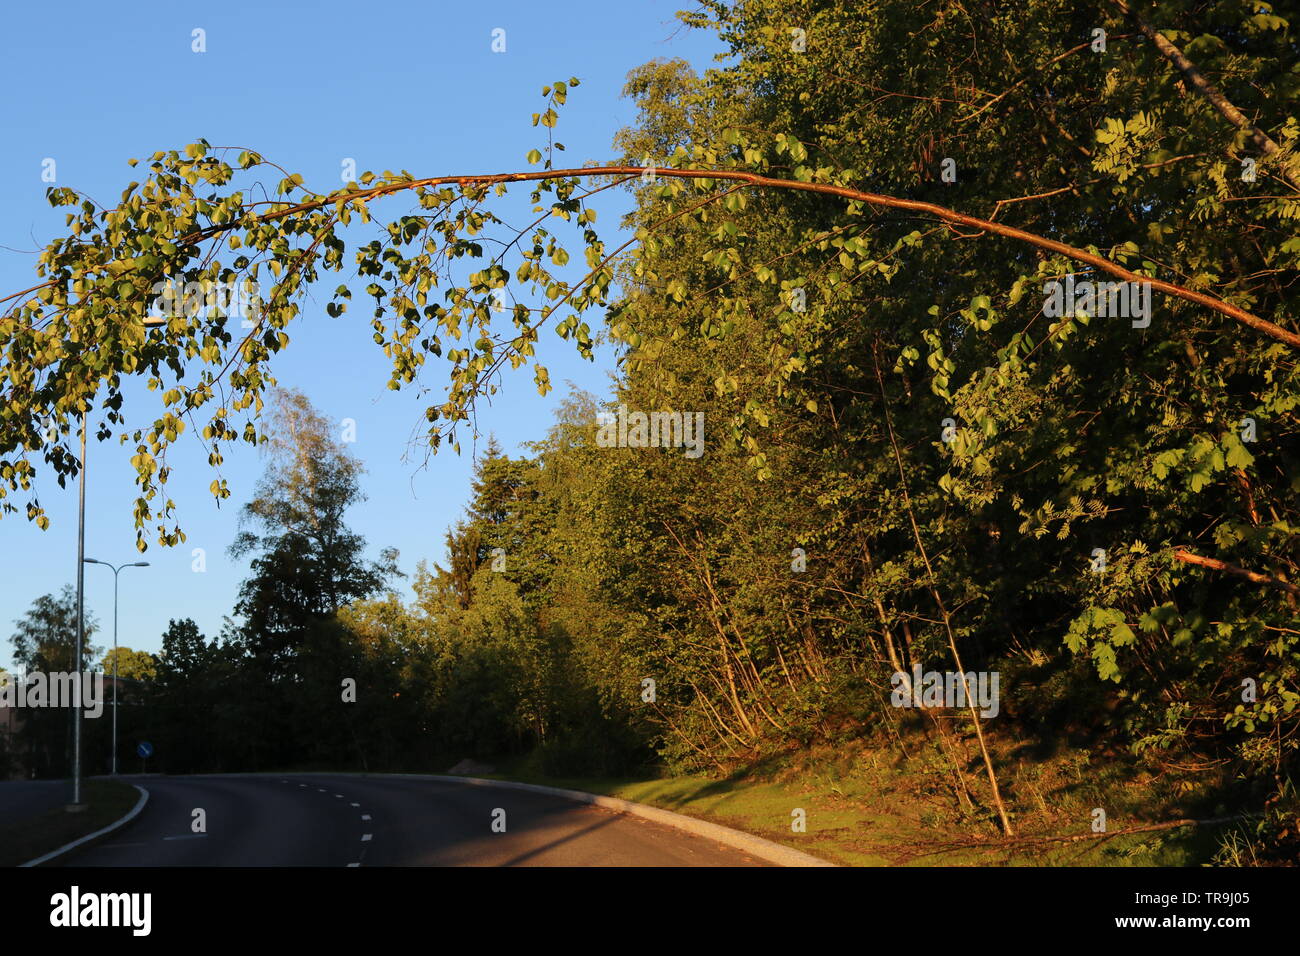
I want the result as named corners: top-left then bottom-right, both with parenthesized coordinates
top-left (59, 774), bottom-right (771, 867)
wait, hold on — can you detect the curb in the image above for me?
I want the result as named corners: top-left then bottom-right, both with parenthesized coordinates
top-left (20, 785), bottom-right (150, 868)
top-left (369, 773), bottom-right (837, 867)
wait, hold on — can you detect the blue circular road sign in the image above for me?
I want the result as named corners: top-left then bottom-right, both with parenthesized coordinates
top-left (137, 741), bottom-right (154, 759)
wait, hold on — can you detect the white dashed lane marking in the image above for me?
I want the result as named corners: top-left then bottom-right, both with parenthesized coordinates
top-left (287, 780), bottom-right (371, 866)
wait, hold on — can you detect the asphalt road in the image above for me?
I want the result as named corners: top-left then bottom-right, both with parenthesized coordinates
top-left (59, 775), bottom-right (771, 866)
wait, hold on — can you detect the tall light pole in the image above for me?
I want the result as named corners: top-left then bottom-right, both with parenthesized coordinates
top-left (83, 559), bottom-right (149, 775)
top-left (70, 315), bottom-right (165, 807)
top-left (71, 409), bottom-right (86, 809)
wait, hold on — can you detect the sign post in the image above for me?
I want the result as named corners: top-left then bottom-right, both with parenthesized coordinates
top-left (137, 740), bottom-right (153, 774)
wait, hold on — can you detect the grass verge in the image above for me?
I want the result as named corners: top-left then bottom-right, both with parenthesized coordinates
top-left (486, 736), bottom-right (1241, 867)
top-left (0, 779), bottom-right (141, 867)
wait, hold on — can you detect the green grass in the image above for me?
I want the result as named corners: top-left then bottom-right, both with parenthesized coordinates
top-left (0, 779), bottom-right (141, 867)
top-left (484, 763), bottom-right (898, 865)
top-left (483, 732), bottom-right (1239, 867)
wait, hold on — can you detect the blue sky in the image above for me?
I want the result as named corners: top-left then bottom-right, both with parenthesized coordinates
top-left (0, 0), bottom-right (724, 668)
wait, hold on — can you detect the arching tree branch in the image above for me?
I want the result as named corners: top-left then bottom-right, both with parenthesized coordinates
top-left (7, 166), bottom-right (1297, 348)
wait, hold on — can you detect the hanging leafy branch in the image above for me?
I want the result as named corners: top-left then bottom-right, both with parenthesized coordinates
top-left (2, 78), bottom-right (1296, 548)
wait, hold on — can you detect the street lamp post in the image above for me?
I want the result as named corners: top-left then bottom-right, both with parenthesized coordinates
top-left (71, 410), bottom-right (86, 808)
top-left (83, 558), bottom-right (149, 775)
top-left (69, 315), bottom-right (166, 806)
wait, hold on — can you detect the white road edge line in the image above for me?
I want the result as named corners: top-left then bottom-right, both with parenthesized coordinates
top-left (347, 862), bottom-right (361, 867)
top-left (374, 774), bottom-right (838, 868)
top-left (20, 785), bottom-right (150, 868)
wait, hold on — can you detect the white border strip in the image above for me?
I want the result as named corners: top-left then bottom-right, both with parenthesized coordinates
top-left (371, 773), bottom-right (837, 867)
top-left (19, 784), bottom-right (150, 867)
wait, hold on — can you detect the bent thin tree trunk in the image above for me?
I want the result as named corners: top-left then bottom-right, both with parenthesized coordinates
top-left (1114, 0), bottom-right (1300, 191)
top-left (871, 343), bottom-right (1015, 836)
